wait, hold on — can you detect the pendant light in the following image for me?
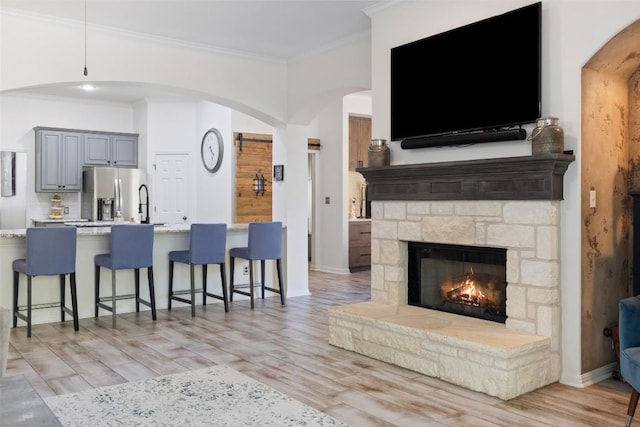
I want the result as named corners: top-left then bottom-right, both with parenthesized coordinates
top-left (83, 0), bottom-right (88, 76)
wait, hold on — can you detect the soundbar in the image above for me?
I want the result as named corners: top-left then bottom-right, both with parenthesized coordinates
top-left (400, 128), bottom-right (527, 149)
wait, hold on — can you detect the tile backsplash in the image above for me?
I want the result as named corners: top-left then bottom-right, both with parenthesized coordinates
top-left (30, 192), bottom-right (81, 224)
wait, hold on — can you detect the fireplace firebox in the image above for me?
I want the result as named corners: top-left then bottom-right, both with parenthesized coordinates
top-left (408, 242), bottom-right (507, 323)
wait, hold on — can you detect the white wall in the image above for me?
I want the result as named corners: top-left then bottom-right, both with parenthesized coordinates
top-left (146, 100), bottom-right (198, 223)
top-left (282, 123), bottom-right (311, 297)
top-left (0, 9), bottom-right (288, 125)
top-left (310, 97), bottom-right (349, 273)
top-left (145, 100), bottom-right (234, 224)
top-left (369, 0), bottom-right (640, 386)
top-left (287, 35), bottom-right (371, 125)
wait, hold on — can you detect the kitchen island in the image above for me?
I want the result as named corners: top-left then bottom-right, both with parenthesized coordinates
top-left (0, 223), bottom-right (287, 328)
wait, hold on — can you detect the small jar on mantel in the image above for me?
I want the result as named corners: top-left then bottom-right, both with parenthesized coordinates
top-left (529, 117), bottom-right (564, 155)
top-left (368, 139), bottom-right (390, 167)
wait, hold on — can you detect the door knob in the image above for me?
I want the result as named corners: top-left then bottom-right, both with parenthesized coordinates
top-left (183, 216), bottom-right (187, 221)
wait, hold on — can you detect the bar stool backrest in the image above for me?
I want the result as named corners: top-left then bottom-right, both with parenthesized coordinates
top-left (109, 224), bottom-right (154, 270)
top-left (25, 227), bottom-right (77, 276)
top-left (189, 223), bottom-right (227, 265)
top-left (247, 221), bottom-right (282, 261)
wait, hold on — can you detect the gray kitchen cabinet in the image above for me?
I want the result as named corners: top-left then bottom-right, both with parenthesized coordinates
top-left (84, 133), bottom-right (138, 167)
top-left (35, 128), bottom-right (83, 192)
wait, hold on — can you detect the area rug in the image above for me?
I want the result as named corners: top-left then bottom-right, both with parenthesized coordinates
top-left (44, 365), bottom-right (348, 426)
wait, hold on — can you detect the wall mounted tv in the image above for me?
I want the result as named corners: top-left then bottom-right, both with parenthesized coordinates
top-left (391, 2), bottom-right (541, 149)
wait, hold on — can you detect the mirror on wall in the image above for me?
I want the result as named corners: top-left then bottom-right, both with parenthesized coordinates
top-left (1, 151), bottom-right (15, 196)
top-left (0, 152), bottom-right (27, 229)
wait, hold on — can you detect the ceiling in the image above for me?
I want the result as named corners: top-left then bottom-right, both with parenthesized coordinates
top-left (2, 0), bottom-right (380, 103)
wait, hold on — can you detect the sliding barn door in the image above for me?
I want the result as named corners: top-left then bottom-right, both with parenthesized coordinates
top-left (234, 132), bottom-right (272, 223)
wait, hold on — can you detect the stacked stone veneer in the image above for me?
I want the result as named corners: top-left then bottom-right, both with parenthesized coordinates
top-left (329, 199), bottom-right (561, 400)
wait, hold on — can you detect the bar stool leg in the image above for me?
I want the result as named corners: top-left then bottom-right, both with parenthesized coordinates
top-left (276, 259), bottom-right (285, 306)
top-left (229, 256), bottom-right (235, 301)
top-left (60, 274), bottom-right (66, 322)
top-left (134, 268), bottom-right (141, 313)
top-left (189, 264), bottom-right (196, 317)
top-left (13, 271), bottom-right (19, 328)
top-left (260, 260), bottom-right (266, 299)
top-left (220, 263), bottom-right (229, 312)
top-left (70, 272), bottom-right (79, 332)
top-left (148, 267), bottom-right (157, 321)
top-left (249, 261), bottom-right (255, 309)
top-left (111, 269), bottom-right (117, 328)
top-left (202, 264), bottom-right (208, 306)
top-left (26, 276), bottom-right (32, 338)
top-left (95, 265), bottom-right (100, 318)
top-left (168, 260), bottom-right (174, 311)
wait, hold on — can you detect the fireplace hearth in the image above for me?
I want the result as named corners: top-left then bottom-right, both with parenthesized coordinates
top-left (408, 242), bottom-right (507, 323)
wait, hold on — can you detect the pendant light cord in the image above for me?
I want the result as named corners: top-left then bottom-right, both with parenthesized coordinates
top-left (83, 0), bottom-right (88, 76)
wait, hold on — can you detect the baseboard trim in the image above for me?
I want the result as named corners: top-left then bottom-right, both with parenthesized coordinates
top-left (309, 265), bottom-right (351, 275)
top-left (561, 362), bottom-right (617, 388)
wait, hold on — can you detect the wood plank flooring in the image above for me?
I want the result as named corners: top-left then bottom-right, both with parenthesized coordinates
top-left (5, 269), bottom-right (633, 426)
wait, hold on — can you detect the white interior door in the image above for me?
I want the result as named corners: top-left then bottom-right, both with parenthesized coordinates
top-left (154, 153), bottom-right (190, 224)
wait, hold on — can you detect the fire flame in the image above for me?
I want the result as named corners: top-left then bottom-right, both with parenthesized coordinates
top-left (444, 268), bottom-right (493, 307)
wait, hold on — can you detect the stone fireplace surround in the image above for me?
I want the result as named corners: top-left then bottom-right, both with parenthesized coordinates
top-left (328, 154), bottom-right (575, 400)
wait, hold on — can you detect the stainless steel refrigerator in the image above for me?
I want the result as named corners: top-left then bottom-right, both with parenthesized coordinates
top-left (81, 167), bottom-right (148, 222)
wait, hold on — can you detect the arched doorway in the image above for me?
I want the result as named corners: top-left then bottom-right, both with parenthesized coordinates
top-left (581, 19), bottom-right (640, 374)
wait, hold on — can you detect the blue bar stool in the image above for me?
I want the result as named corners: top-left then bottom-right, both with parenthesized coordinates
top-left (95, 224), bottom-right (156, 328)
top-left (168, 223), bottom-right (229, 316)
top-left (12, 227), bottom-right (79, 337)
top-left (229, 221), bottom-right (285, 309)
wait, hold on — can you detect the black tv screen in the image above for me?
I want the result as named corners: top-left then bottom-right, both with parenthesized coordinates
top-left (391, 2), bottom-right (541, 143)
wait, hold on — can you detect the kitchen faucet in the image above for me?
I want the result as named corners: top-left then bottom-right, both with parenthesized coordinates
top-left (138, 184), bottom-right (150, 224)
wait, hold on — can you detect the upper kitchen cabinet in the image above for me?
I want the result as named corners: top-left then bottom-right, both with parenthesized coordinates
top-left (348, 115), bottom-right (371, 171)
top-left (35, 128), bottom-right (83, 192)
top-left (84, 133), bottom-right (138, 167)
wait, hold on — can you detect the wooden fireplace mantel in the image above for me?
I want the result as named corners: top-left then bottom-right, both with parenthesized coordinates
top-left (357, 153), bottom-right (575, 201)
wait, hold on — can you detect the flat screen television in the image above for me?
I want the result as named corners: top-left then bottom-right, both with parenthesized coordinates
top-left (391, 2), bottom-right (541, 148)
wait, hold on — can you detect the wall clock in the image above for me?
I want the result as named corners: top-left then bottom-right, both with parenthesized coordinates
top-left (201, 128), bottom-right (224, 173)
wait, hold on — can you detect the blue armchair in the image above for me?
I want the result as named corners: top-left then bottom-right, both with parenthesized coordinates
top-left (619, 296), bottom-right (640, 426)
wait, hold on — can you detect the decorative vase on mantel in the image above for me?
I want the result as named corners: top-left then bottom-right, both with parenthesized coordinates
top-left (368, 139), bottom-right (390, 167)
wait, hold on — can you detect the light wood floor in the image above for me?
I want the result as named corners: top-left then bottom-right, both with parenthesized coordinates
top-left (5, 269), bottom-right (633, 426)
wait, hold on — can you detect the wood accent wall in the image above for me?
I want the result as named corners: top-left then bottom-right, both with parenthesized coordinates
top-left (234, 132), bottom-right (272, 223)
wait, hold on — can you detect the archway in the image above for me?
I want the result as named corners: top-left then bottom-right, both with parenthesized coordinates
top-left (581, 18), bottom-right (640, 374)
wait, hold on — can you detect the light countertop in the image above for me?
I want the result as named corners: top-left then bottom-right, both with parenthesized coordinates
top-left (0, 223), bottom-right (253, 238)
top-left (32, 218), bottom-right (88, 224)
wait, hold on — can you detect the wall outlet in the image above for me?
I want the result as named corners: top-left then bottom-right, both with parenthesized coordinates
top-left (64, 206), bottom-right (69, 214)
top-left (243, 265), bottom-right (249, 275)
